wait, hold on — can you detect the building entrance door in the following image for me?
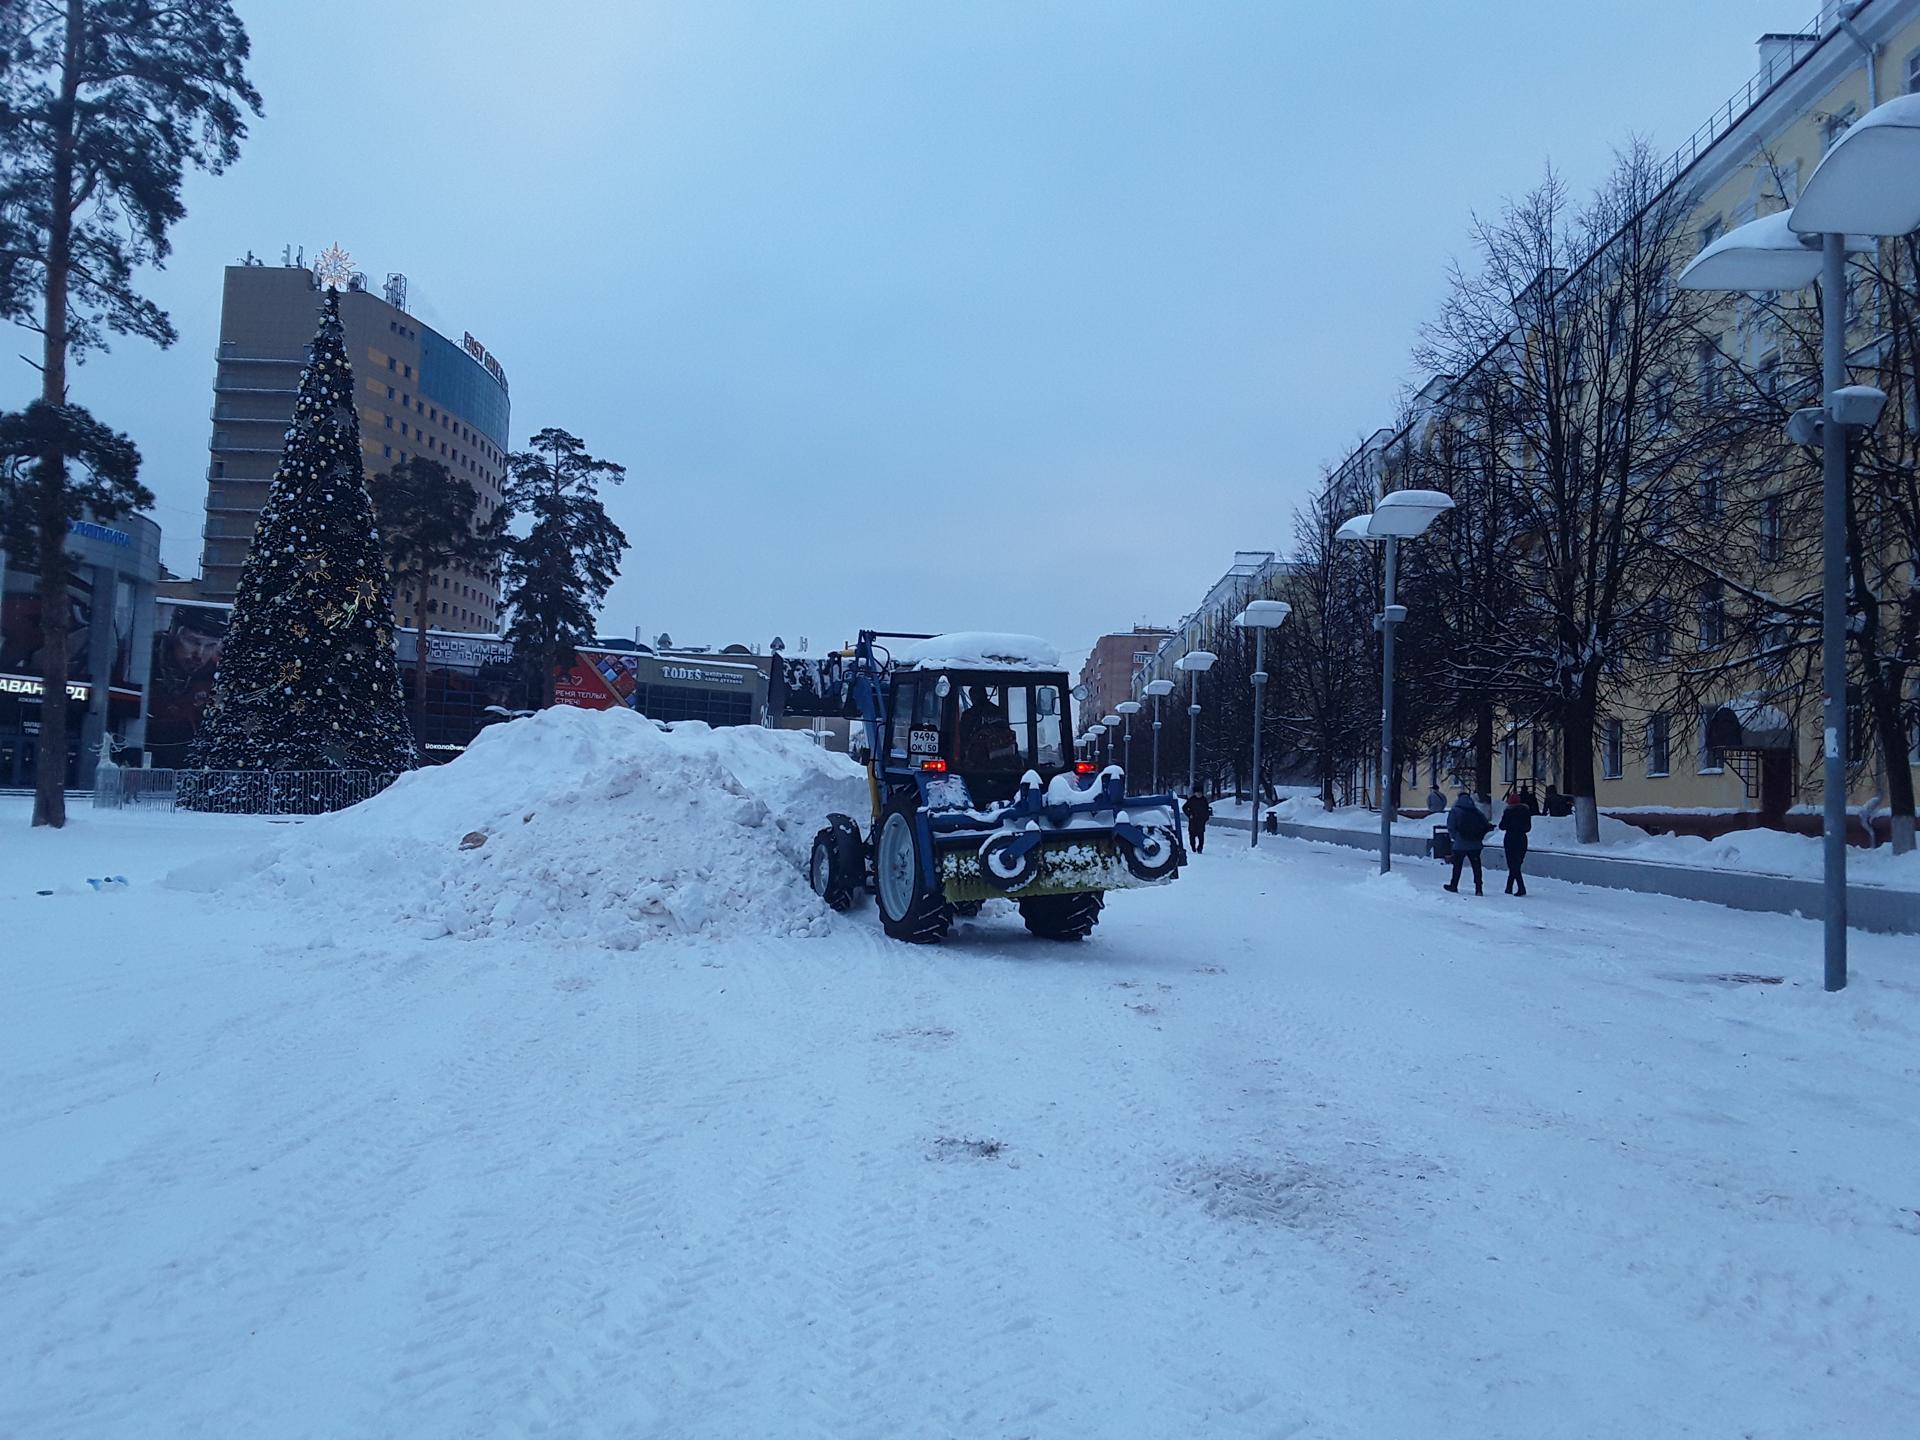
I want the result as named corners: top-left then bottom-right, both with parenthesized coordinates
top-left (1, 737), bottom-right (35, 787)
top-left (1760, 751), bottom-right (1792, 825)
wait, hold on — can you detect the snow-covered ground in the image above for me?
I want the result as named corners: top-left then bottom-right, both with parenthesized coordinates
top-left (1218, 792), bottom-right (1920, 891)
top-left (5, 723), bottom-right (1919, 1438)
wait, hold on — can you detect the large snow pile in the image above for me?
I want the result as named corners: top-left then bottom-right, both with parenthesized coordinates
top-left (169, 707), bottom-right (870, 945)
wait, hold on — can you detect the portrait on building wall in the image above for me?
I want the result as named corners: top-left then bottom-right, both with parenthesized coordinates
top-left (146, 602), bottom-right (230, 766)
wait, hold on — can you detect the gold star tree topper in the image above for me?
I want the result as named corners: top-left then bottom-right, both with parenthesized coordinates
top-left (313, 243), bottom-right (355, 291)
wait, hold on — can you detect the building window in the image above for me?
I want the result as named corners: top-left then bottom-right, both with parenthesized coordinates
top-left (1697, 342), bottom-right (1721, 404)
top-left (1698, 215), bottom-right (1722, 254)
top-left (383, 444), bottom-right (392, 458)
top-left (1759, 494), bottom-right (1785, 561)
top-left (1908, 47), bottom-right (1920, 94)
top-left (212, 460), bottom-right (225, 477)
top-left (1823, 105), bottom-right (1857, 152)
top-left (1698, 582), bottom-right (1725, 648)
top-left (1699, 714), bottom-right (1724, 774)
top-left (1647, 476), bottom-right (1671, 540)
top-left (1646, 713), bottom-right (1670, 777)
top-left (1602, 718), bottom-right (1624, 780)
top-left (387, 357), bottom-right (397, 371)
top-left (403, 364), bottom-right (413, 379)
top-left (1501, 730), bottom-right (1518, 783)
top-left (1649, 598), bottom-right (1671, 661)
top-left (1699, 465), bottom-right (1722, 524)
top-left (384, 415), bottom-right (393, 429)
top-left (386, 385), bottom-right (395, 400)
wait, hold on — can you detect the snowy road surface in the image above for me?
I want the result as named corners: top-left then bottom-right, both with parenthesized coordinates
top-left (4, 800), bottom-right (1919, 1438)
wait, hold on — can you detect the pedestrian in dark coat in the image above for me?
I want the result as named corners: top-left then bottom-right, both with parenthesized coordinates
top-left (1499, 797), bottom-right (1532, 896)
top-left (1182, 791), bottom-right (1212, 854)
top-left (1443, 793), bottom-right (1490, 895)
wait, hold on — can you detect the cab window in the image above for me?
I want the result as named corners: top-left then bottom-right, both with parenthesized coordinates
top-left (1034, 685), bottom-right (1064, 768)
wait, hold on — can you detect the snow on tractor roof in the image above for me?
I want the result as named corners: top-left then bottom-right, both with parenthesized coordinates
top-left (894, 632), bottom-right (1062, 671)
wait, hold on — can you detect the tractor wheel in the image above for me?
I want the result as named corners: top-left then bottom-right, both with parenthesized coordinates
top-left (874, 800), bottom-right (953, 944)
top-left (809, 823), bottom-right (859, 912)
top-left (1120, 825), bottom-right (1183, 882)
top-left (1018, 890), bottom-right (1105, 941)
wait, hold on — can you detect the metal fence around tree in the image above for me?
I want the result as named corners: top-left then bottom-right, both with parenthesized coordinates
top-left (93, 766), bottom-right (399, 815)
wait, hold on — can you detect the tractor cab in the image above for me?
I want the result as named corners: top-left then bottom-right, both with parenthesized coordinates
top-left (885, 668), bottom-right (1077, 805)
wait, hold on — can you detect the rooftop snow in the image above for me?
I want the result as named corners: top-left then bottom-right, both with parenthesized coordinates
top-left (893, 632), bottom-right (1061, 671)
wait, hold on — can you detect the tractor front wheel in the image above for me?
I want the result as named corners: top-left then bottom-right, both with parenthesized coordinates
top-left (875, 802), bottom-right (953, 944)
top-left (1018, 891), bottom-right (1104, 941)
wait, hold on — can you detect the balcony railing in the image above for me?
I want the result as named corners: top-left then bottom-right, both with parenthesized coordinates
top-left (1654, 10), bottom-right (1832, 192)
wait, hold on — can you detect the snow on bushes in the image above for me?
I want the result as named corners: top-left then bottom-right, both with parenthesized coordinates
top-left (170, 706), bottom-right (869, 944)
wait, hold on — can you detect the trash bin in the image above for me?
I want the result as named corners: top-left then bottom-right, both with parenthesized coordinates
top-left (1430, 825), bottom-right (1452, 862)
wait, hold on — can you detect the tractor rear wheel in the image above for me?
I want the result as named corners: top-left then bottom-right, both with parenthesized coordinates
top-left (1018, 890), bottom-right (1104, 941)
top-left (875, 801), bottom-right (952, 944)
top-left (809, 824), bottom-right (859, 912)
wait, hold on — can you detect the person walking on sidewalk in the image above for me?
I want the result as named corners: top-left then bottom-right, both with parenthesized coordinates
top-left (1499, 793), bottom-right (1532, 896)
top-left (1182, 790), bottom-right (1213, 855)
top-left (1443, 791), bottom-right (1490, 895)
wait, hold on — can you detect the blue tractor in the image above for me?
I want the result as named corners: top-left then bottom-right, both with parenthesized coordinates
top-left (775, 630), bottom-right (1186, 943)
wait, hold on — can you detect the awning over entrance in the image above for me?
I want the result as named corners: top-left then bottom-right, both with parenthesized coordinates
top-left (1705, 699), bottom-right (1794, 753)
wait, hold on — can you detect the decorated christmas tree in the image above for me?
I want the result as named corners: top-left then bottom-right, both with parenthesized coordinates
top-left (189, 289), bottom-right (418, 778)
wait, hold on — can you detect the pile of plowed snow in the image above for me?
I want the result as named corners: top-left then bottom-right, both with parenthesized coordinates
top-left (170, 706), bottom-right (869, 945)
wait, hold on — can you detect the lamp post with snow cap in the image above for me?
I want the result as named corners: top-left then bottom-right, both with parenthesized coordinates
top-left (1676, 93), bottom-right (1920, 992)
top-left (1232, 600), bottom-right (1292, 847)
top-left (1102, 714), bottom-right (1122, 769)
top-left (1144, 678), bottom-right (1176, 793)
top-left (1083, 723), bottom-right (1104, 767)
top-left (1175, 650), bottom-right (1217, 796)
top-left (1115, 701), bottom-right (1142, 783)
top-left (1337, 489), bottom-right (1456, 875)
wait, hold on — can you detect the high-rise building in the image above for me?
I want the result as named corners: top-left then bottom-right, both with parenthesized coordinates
top-left (199, 259), bottom-right (511, 634)
top-left (1078, 625), bottom-right (1174, 725)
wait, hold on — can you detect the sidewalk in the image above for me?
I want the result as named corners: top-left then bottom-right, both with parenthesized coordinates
top-left (1214, 813), bottom-right (1920, 936)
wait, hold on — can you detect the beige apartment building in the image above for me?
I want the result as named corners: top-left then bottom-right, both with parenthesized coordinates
top-left (1149, 4), bottom-right (1920, 836)
top-left (200, 261), bottom-right (512, 634)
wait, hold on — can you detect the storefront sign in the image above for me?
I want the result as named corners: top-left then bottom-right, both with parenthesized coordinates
top-left (0, 675), bottom-right (89, 701)
top-left (659, 663), bottom-right (749, 688)
top-left (67, 520), bottom-right (132, 548)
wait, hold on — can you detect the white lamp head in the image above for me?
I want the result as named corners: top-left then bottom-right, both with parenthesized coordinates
top-left (1233, 598), bottom-right (1292, 629)
top-left (1335, 514), bottom-right (1376, 543)
top-left (1678, 210), bottom-right (1870, 291)
top-left (1792, 94), bottom-right (1920, 237)
top-left (1144, 678), bottom-right (1176, 697)
top-left (1115, 700), bottom-right (1141, 715)
top-left (1102, 713), bottom-right (1121, 727)
top-left (1371, 489), bottom-right (1456, 537)
top-left (1176, 649), bottom-right (1218, 673)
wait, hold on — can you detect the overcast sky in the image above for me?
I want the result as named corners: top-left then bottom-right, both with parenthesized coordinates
top-left (5, 0), bottom-right (1782, 664)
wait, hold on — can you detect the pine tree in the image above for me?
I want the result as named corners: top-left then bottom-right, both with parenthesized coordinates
top-left (500, 428), bottom-right (629, 707)
top-left (370, 456), bottom-right (496, 729)
top-left (189, 290), bottom-right (418, 779)
top-left (0, 0), bottom-right (260, 826)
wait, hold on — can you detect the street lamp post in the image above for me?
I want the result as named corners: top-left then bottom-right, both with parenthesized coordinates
top-left (1144, 678), bottom-right (1175, 793)
top-left (1102, 714), bottom-right (1122, 770)
top-left (1232, 600), bottom-right (1292, 846)
top-left (1337, 489), bottom-right (1456, 874)
top-left (1115, 701), bottom-right (1141, 783)
top-left (1677, 92), bottom-right (1920, 992)
top-left (1175, 650), bottom-right (1218, 796)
